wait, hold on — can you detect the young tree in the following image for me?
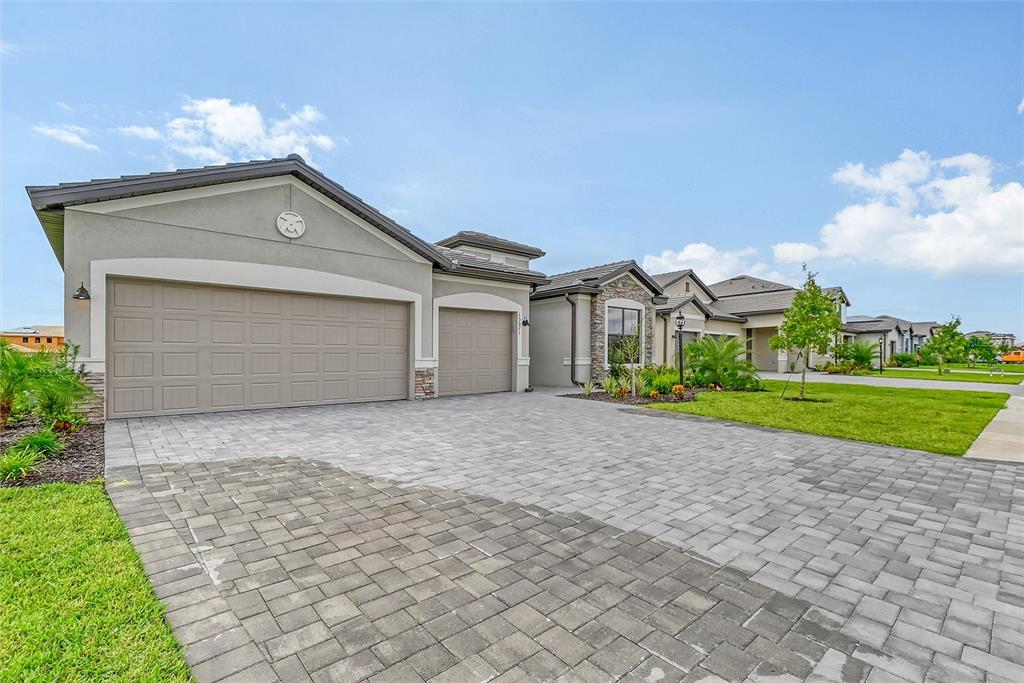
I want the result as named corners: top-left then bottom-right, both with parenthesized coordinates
top-left (618, 325), bottom-right (643, 397)
top-left (769, 268), bottom-right (842, 399)
top-left (927, 317), bottom-right (966, 374)
top-left (965, 335), bottom-right (996, 366)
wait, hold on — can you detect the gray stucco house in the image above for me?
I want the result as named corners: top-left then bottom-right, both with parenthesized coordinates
top-left (528, 260), bottom-right (666, 386)
top-left (27, 156), bottom-right (548, 419)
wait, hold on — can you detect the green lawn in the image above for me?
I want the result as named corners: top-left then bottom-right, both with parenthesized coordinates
top-left (0, 482), bottom-right (191, 681)
top-left (872, 369), bottom-right (1022, 385)
top-left (649, 380), bottom-right (1009, 455)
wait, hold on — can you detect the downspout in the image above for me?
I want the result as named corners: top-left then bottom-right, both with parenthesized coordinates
top-left (565, 293), bottom-right (578, 386)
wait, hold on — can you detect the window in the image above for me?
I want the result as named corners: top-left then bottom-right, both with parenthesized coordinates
top-left (34, 337), bottom-right (41, 343)
top-left (22, 337), bottom-right (28, 343)
top-left (607, 306), bottom-right (641, 362)
top-left (684, 281), bottom-right (691, 293)
top-left (46, 337), bottom-right (53, 343)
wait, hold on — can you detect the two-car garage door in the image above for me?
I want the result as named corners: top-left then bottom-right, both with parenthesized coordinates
top-left (107, 279), bottom-right (409, 418)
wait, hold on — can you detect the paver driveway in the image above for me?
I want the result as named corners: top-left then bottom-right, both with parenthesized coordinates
top-left (105, 390), bottom-right (1024, 682)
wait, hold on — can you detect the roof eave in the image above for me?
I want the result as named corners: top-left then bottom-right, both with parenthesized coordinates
top-left (530, 284), bottom-right (602, 300)
top-left (435, 234), bottom-right (545, 259)
top-left (441, 265), bottom-right (549, 286)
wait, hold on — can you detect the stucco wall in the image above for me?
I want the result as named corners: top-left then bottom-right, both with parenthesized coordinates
top-left (62, 180), bottom-right (436, 369)
top-left (529, 294), bottom-right (592, 387)
top-left (661, 275), bottom-right (714, 303)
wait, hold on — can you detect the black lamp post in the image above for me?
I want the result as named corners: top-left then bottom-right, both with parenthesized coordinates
top-left (878, 335), bottom-right (884, 375)
top-left (675, 313), bottom-right (686, 386)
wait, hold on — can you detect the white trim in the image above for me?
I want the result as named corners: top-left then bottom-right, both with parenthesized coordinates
top-left (604, 297), bottom-right (646, 367)
top-left (89, 258), bottom-right (427, 369)
top-left (431, 273), bottom-right (531, 291)
top-left (432, 292), bottom-right (524, 366)
top-left (562, 357), bottom-right (593, 366)
top-left (70, 177), bottom-right (431, 265)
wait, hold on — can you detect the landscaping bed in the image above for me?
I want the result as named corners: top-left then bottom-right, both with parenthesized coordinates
top-left (648, 379), bottom-right (1009, 456)
top-left (0, 420), bottom-right (104, 487)
top-left (565, 387), bottom-right (699, 405)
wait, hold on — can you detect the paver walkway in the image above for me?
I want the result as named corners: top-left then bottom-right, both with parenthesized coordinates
top-left (106, 391), bottom-right (1024, 682)
top-left (759, 371), bottom-right (1022, 396)
top-left (966, 396), bottom-right (1024, 463)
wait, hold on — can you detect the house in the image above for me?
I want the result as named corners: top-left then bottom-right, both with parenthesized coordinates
top-left (910, 321), bottom-right (939, 351)
top-left (528, 261), bottom-right (665, 386)
top-left (966, 330), bottom-right (1017, 348)
top-left (27, 156), bottom-right (548, 420)
top-left (654, 273), bottom-right (850, 373)
top-left (0, 325), bottom-right (65, 351)
top-left (842, 315), bottom-right (914, 365)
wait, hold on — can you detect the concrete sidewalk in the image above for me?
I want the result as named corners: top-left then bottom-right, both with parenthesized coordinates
top-left (965, 395), bottom-right (1024, 462)
top-left (760, 371), bottom-right (1022, 396)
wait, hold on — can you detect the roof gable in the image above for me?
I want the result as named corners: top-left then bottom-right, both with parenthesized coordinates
top-left (436, 230), bottom-right (545, 259)
top-left (27, 155), bottom-right (450, 269)
top-left (532, 260), bottom-right (662, 299)
top-left (651, 269), bottom-right (718, 301)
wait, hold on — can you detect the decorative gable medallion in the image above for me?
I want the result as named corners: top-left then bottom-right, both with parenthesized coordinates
top-left (276, 211), bottom-right (306, 239)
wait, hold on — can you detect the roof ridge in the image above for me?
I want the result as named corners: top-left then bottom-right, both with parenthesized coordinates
top-left (548, 259), bottom-right (635, 279)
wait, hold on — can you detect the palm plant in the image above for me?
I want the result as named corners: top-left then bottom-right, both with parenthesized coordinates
top-left (837, 341), bottom-right (878, 368)
top-left (0, 340), bottom-right (91, 430)
top-left (685, 335), bottom-right (761, 390)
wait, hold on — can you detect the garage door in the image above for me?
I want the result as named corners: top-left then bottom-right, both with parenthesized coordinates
top-left (106, 278), bottom-right (408, 417)
top-left (438, 308), bottom-right (513, 396)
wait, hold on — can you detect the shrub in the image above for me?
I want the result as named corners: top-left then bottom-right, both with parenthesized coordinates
top-left (634, 374), bottom-right (650, 397)
top-left (649, 390), bottom-right (660, 399)
top-left (615, 385), bottom-right (629, 398)
top-left (50, 411), bottom-right (88, 433)
top-left (685, 336), bottom-right (762, 390)
top-left (601, 377), bottom-right (617, 395)
top-left (581, 380), bottom-right (595, 397)
top-left (0, 446), bottom-right (44, 482)
top-left (609, 348), bottom-right (626, 381)
top-left (651, 374), bottom-right (676, 394)
top-left (835, 341), bottom-right (878, 368)
top-left (890, 352), bottom-right (917, 368)
top-left (15, 428), bottom-right (64, 457)
top-left (671, 384), bottom-right (687, 397)
top-left (0, 340), bottom-right (91, 431)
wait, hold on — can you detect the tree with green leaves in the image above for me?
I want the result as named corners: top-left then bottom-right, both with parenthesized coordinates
top-left (769, 268), bottom-right (842, 399)
top-left (926, 318), bottom-right (966, 374)
top-left (617, 325), bottom-right (643, 397)
top-left (964, 335), bottom-right (996, 366)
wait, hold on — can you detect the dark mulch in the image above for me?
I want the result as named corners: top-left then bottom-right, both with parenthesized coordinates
top-left (0, 421), bottom-right (104, 488)
top-left (563, 388), bottom-right (699, 405)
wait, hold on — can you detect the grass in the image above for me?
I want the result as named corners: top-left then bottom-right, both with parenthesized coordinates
top-left (874, 369), bottom-right (1022, 385)
top-left (649, 380), bottom-right (1009, 455)
top-left (0, 482), bottom-right (191, 681)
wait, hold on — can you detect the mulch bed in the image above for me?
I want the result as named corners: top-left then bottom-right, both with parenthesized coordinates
top-left (0, 421), bottom-right (104, 488)
top-left (563, 388), bottom-right (700, 405)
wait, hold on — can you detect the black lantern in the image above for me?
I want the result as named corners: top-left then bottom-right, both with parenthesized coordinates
top-left (72, 282), bottom-right (91, 300)
top-left (878, 335), bottom-right (885, 375)
top-left (675, 313), bottom-right (686, 386)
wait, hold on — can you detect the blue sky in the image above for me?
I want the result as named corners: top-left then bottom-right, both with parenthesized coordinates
top-left (3, 2), bottom-right (1022, 338)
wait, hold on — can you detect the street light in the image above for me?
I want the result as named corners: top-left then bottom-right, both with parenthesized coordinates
top-left (878, 335), bottom-right (884, 375)
top-left (675, 313), bottom-right (686, 387)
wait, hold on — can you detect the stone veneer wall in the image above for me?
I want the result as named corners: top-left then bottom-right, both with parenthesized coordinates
top-left (79, 372), bottom-right (106, 423)
top-left (414, 369), bottom-right (435, 398)
top-left (589, 275), bottom-right (655, 382)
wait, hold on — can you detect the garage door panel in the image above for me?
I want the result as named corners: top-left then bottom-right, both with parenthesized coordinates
top-left (438, 308), bottom-right (513, 396)
top-left (107, 278), bottom-right (409, 417)
top-left (113, 317), bottom-right (153, 343)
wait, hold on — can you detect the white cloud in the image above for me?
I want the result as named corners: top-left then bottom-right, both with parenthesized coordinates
top-left (32, 124), bottom-right (98, 151)
top-left (115, 125), bottom-right (162, 140)
top-left (642, 242), bottom-right (793, 285)
top-left (1017, 97), bottom-right (1024, 114)
top-left (120, 97), bottom-right (337, 166)
top-left (0, 39), bottom-right (16, 58)
top-left (56, 101), bottom-right (73, 112)
top-left (772, 150), bottom-right (1024, 277)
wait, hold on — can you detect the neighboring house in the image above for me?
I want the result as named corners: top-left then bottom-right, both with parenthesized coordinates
top-left (842, 315), bottom-right (914, 366)
top-left (656, 274), bottom-right (850, 373)
top-left (529, 260), bottom-right (665, 386)
top-left (910, 321), bottom-right (939, 351)
top-left (27, 156), bottom-right (548, 420)
top-left (1, 325), bottom-right (65, 351)
top-left (966, 330), bottom-right (1017, 348)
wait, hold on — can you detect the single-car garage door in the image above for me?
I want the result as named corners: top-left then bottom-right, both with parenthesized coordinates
top-left (438, 308), bottom-right (513, 396)
top-left (107, 278), bottom-right (408, 417)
